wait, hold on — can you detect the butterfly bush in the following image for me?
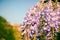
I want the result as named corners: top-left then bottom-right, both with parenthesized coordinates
top-left (21, 0), bottom-right (60, 40)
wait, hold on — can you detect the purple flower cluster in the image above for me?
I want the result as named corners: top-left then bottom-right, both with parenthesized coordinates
top-left (21, 0), bottom-right (60, 40)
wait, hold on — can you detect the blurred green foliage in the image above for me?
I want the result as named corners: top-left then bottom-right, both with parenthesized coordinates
top-left (0, 16), bottom-right (15, 40)
top-left (55, 32), bottom-right (60, 40)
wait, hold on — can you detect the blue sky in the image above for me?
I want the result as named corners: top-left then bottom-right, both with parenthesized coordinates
top-left (0, 0), bottom-right (38, 23)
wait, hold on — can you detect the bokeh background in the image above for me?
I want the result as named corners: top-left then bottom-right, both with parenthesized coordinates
top-left (0, 0), bottom-right (38, 23)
